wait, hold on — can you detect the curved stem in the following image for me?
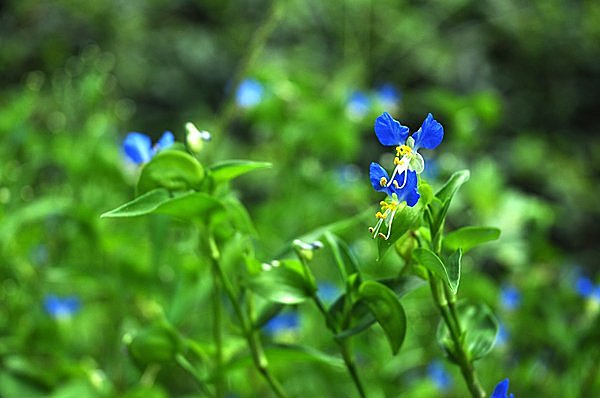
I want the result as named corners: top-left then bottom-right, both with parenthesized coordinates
top-left (428, 273), bottom-right (485, 398)
top-left (208, 234), bottom-right (289, 398)
top-left (312, 295), bottom-right (367, 398)
top-left (210, 258), bottom-right (225, 398)
top-left (175, 354), bottom-right (216, 398)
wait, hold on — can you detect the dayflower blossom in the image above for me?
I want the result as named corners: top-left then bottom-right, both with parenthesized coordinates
top-left (346, 90), bottom-right (371, 120)
top-left (368, 162), bottom-right (420, 239)
top-left (491, 378), bottom-right (514, 398)
top-left (575, 275), bottom-right (600, 301)
top-left (374, 112), bottom-right (444, 184)
top-left (236, 79), bottom-right (264, 108)
top-left (500, 285), bottom-right (521, 311)
top-left (427, 360), bottom-right (452, 391)
top-left (44, 294), bottom-right (80, 319)
top-left (263, 312), bottom-right (299, 336)
top-left (123, 131), bottom-right (174, 165)
top-left (376, 83), bottom-right (401, 109)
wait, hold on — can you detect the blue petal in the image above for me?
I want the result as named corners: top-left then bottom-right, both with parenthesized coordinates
top-left (156, 131), bottom-right (175, 151)
top-left (236, 79), bottom-right (264, 108)
top-left (413, 113), bottom-right (444, 150)
top-left (575, 276), bottom-right (594, 297)
top-left (490, 378), bottom-right (510, 398)
top-left (369, 162), bottom-right (391, 193)
top-left (374, 112), bottom-right (409, 146)
top-left (376, 83), bottom-right (401, 106)
top-left (393, 170), bottom-right (420, 206)
top-left (123, 132), bottom-right (153, 164)
top-left (263, 312), bottom-right (299, 335)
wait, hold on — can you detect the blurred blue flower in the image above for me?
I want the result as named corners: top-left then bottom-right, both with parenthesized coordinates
top-left (263, 312), bottom-right (299, 335)
top-left (368, 162), bottom-right (420, 240)
top-left (574, 275), bottom-right (600, 301)
top-left (346, 90), bottom-right (371, 120)
top-left (44, 294), bottom-right (80, 319)
top-left (427, 360), bottom-right (452, 391)
top-left (376, 83), bottom-right (401, 108)
top-left (491, 378), bottom-right (514, 398)
top-left (496, 322), bottom-right (509, 346)
top-left (236, 79), bottom-right (264, 108)
top-left (123, 131), bottom-right (174, 165)
top-left (500, 285), bottom-right (521, 311)
top-left (317, 282), bottom-right (340, 306)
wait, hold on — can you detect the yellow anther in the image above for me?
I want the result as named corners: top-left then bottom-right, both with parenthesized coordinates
top-left (396, 145), bottom-right (412, 157)
top-left (379, 177), bottom-right (387, 186)
top-left (393, 180), bottom-right (400, 189)
top-left (379, 201), bottom-right (387, 206)
top-left (376, 211), bottom-right (385, 219)
top-left (368, 227), bottom-right (375, 233)
top-left (394, 157), bottom-right (402, 165)
top-left (378, 232), bottom-right (388, 240)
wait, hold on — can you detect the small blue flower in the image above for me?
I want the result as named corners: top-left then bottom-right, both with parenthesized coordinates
top-left (491, 378), bottom-right (514, 398)
top-left (374, 112), bottom-right (444, 177)
top-left (317, 282), bottom-right (340, 306)
top-left (44, 294), bottom-right (80, 319)
top-left (263, 312), bottom-right (299, 335)
top-left (376, 83), bottom-right (401, 108)
top-left (368, 162), bottom-right (420, 240)
top-left (496, 322), bottom-right (509, 346)
top-left (574, 275), bottom-right (600, 301)
top-left (500, 285), bottom-right (521, 311)
top-left (123, 131), bottom-right (174, 165)
top-left (236, 79), bottom-right (264, 108)
top-left (346, 91), bottom-right (371, 120)
top-left (427, 360), bottom-right (452, 390)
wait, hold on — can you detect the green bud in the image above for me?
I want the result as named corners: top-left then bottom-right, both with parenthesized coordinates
top-left (185, 122), bottom-right (211, 154)
top-left (127, 323), bottom-right (179, 366)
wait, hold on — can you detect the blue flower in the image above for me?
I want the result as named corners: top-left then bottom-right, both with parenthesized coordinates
top-left (44, 294), bottom-right (80, 319)
top-left (368, 162), bottom-right (420, 240)
top-left (236, 79), bottom-right (264, 108)
top-left (346, 90), bottom-right (371, 120)
top-left (427, 360), bottom-right (452, 390)
top-left (374, 112), bottom-right (444, 177)
top-left (574, 275), bottom-right (600, 301)
top-left (376, 83), bottom-right (401, 108)
top-left (491, 378), bottom-right (514, 398)
top-left (123, 131), bottom-right (174, 165)
top-left (500, 285), bottom-right (521, 311)
top-left (263, 312), bottom-right (299, 335)
top-left (496, 322), bottom-right (509, 346)
top-left (317, 282), bottom-right (340, 306)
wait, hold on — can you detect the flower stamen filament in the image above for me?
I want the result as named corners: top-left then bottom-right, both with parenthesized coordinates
top-left (369, 199), bottom-right (400, 239)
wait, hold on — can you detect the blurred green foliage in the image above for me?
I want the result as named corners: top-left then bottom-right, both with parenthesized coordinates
top-left (1, 0), bottom-right (600, 397)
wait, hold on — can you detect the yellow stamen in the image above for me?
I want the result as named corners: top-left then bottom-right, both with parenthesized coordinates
top-left (379, 177), bottom-right (387, 186)
top-left (396, 145), bottom-right (412, 157)
top-left (393, 180), bottom-right (400, 189)
top-left (376, 211), bottom-right (385, 219)
top-left (368, 227), bottom-right (374, 233)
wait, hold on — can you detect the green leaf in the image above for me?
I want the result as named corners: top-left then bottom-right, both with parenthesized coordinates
top-left (246, 260), bottom-right (316, 304)
top-left (444, 226), bottom-right (501, 252)
top-left (413, 247), bottom-right (459, 294)
top-left (101, 189), bottom-right (223, 219)
top-left (436, 301), bottom-right (499, 362)
top-left (209, 160), bottom-right (272, 184)
top-left (445, 249), bottom-right (462, 295)
top-left (324, 232), bottom-right (359, 277)
top-left (435, 169), bottom-right (470, 204)
top-left (429, 170), bottom-right (470, 234)
top-left (137, 149), bottom-right (205, 195)
top-left (358, 281), bottom-right (407, 355)
top-left (226, 344), bottom-right (344, 371)
top-left (127, 323), bottom-right (180, 366)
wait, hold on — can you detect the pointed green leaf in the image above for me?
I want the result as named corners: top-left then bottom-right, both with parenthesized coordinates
top-left (358, 280), bottom-right (407, 355)
top-left (444, 226), bottom-right (501, 252)
top-left (137, 149), bottom-right (205, 195)
top-left (101, 189), bottom-right (223, 219)
top-left (435, 169), bottom-right (470, 204)
top-left (324, 232), bottom-right (359, 277)
top-left (101, 189), bottom-right (171, 218)
top-left (247, 260), bottom-right (316, 304)
top-left (436, 301), bottom-right (499, 362)
top-left (209, 160), bottom-right (272, 184)
top-left (444, 249), bottom-right (462, 295)
top-left (413, 247), bottom-right (460, 294)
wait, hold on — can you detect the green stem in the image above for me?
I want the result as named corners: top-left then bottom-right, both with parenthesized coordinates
top-left (312, 295), bottom-right (367, 398)
top-left (208, 234), bottom-right (289, 398)
top-left (175, 354), bottom-right (215, 398)
top-left (210, 258), bottom-right (225, 398)
top-left (428, 274), bottom-right (485, 398)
